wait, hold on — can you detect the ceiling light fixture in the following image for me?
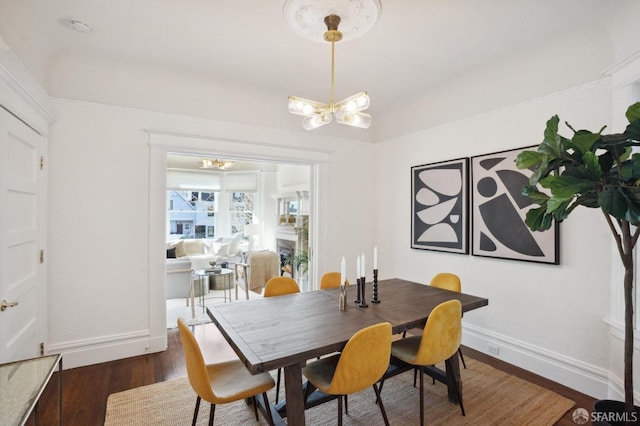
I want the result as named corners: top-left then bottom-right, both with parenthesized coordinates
top-left (288, 15), bottom-right (371, 130)
top-left (200, 159), bottom-right (234, 170)
top-left (284, 0), bottom-right (381, 131)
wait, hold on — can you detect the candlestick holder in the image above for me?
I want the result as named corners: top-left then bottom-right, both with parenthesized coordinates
top-left (339, 285), bottom-right (346, 311)
top-left (358, 276), bottom-right (368, 308)
top-left (371, 269), bottom-right (380, 303)
top-left (354, 278), bottom-right (362, 304)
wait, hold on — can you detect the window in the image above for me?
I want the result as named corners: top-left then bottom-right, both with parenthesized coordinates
top-left (168, 190), bottom-right (217, 239)
top-left (230, 192), bottom-right (255, 235)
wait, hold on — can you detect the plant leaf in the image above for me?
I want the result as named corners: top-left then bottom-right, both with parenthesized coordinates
top-left (516, 150), bottom-right (543, 170)
top-left (524, 206), bottom-right (552, 231)
top-left (599, 186), bottom-right (628, 219)
top-left (624, 121), bottom-right (640, 142)
top-left (547, 197), bottom-right (572, 214)
top-left (540, 174), bottom-right (592, 199)
top-left (551, 199), bottom-right (573, 221)
top-left (583, 151), bottom-right (602, 180)
top-left (541, 115), bottom-right (562, 157)
top-left (522, 185), bottom-right (549, 205)
top-left (625, 102), bottom-right (640, 124)
top-left (571, 131), bottom-right (600, 154)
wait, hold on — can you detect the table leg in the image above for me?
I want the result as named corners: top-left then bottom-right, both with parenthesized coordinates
top-left (225, 273), bottom-right (231, 303)
top-left (190, 280), bottom-right (195, 319)
top-left (445, 352), bottom-right (462, 404)
top-left (58, 356), bottom-right (63, 426)
top-left (200, 276), bottom-right (205, 313)
top-left (283, 363), bottom-right (306, 426)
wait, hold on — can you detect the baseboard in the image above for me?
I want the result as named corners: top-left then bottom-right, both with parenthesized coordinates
top-left (462, 322), bottom-right (610, 400)
top-left (46, 330), bottom-right (166, 369)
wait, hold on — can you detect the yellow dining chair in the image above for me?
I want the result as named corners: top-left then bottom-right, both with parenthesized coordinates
top-left (263, 275), bottom-right (300, 403)
top-left (429, 272), bottom-right (467, 369)
top-left (263, 276), bottom-right (301, 297)
top-left (320, 271), bottom-right (341, 289)
top-left (381, 300), bottom-right (464, 426)
top-left (430, 272), bottom-right (461, 292)
top-left (302, 322), bottom-right (392, 426)
top-left (177, 318), bottom-right (276, 426)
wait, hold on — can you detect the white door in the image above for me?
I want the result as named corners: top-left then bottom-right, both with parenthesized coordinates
top-left (0, 107), bottom-right (46, 363)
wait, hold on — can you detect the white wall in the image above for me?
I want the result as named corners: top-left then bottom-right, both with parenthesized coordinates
top-left (375, 79), bottom-right (619, 399)
top-left (45, 99), bottom-right (377, 368)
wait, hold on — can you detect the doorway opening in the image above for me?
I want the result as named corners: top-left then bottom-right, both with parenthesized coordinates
top-left (163, 153), bottom-right (313, 328)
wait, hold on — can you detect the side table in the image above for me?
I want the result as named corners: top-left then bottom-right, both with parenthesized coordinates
top-left (0, 353), bottom-right (63, 425)
top-left (193, 268), bottom-right (234, 310)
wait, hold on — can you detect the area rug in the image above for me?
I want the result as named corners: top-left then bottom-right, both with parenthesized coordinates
top-left (167, 290), bottom-right (265, 329)
top-left (166, 298), bottom-right (212, 329)
top-left (104, 357), bottom-right (574, 425)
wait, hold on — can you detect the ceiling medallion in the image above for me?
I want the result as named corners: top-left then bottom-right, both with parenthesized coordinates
top-left (283, 0), bottom-right (382, 42)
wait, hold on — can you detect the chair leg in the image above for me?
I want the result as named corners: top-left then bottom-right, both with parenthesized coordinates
top-left (445, 359), bottom-right (466, 416)
top-left (344, 395), bottom-right (348, 414)
top-left (372, 383), bottom-right (390, 426)
top-left (337, 395), bottom-right (343, 426)
top-left (275, 368), bottom-right (282, 404)
top-left (419, 367), bottom-right (425, 426)
top-left (262, 392), bottom-right (275, 426)
top-left (251, 395), bottom-right (258, 420)
top-left (458, 347), bottom-right (467, 369)
top-left (192, 396), bottom-right (202, 426)
top-left (208, 403), bottom-right (216, 426)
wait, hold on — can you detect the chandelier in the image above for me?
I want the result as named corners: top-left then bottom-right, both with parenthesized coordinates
top-left (200, 158), bottom-right (234, 170)
top-left (284, 0), bottom-right (381, 131)
top-left (288, 15), bottom-right (371, 130)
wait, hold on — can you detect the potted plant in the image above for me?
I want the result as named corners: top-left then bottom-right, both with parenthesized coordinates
top-left (516, 102), bottom-right (640, 424)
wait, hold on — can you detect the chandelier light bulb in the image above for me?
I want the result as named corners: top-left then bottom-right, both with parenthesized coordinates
top-left (302, 103), bottom-right (313, 115)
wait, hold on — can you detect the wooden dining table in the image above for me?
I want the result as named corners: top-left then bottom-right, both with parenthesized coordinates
top-left (206, 277), bottom-right (489, 426)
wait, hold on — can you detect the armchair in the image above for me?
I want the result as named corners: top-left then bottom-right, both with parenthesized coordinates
top-left (234, 250), bottom-right (280, 300)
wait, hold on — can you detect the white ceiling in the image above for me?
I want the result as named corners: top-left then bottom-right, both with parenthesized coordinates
top-left (0, 0), bottom-right (632, 142)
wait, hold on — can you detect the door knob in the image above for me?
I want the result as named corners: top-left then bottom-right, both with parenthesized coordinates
top-left (0, 299), bottom-right (18, 312)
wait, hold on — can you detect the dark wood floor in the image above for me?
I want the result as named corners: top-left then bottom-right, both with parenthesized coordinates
top-left (29, 323), bottom-right (595, 425)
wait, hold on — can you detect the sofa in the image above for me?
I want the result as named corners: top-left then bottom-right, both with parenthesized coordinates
top-left (165, 237), bottom-right (244, 299)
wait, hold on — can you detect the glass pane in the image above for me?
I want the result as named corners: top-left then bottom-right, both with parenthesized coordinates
top-left (0, 355), bottom-right (60, 426)
top-left (230, 192), bottom-right (255, 235)
top-left (168, 190), bottom-right (218, 239)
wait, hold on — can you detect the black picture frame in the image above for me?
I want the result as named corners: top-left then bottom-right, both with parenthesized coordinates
top-left (411, 157), bottom-right (469, 254)
top-left (470, 146), bottom-right (559, 264)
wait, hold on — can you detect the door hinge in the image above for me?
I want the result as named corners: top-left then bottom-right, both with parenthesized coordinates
top-left (40, 249), bottom-right (45, 264)
top-left (40, 156), bottom-right (45, 170)
top-left (40, 342), bottom-right (44, 356)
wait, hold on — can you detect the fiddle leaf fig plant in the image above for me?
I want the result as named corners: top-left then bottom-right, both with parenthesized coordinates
top-left (516, 102), bottom-right (640, 415)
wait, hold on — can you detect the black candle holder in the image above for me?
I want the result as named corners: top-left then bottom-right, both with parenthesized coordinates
top-left (354, 277), bottom-right (362, 304)
top-left (358, 276), bottom-right (368, 308)
top-left (371, 269), bottom-right (380, 303)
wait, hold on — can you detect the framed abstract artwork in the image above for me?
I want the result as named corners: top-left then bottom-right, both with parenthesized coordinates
top-left (411, 158), bottom-right (469, 254)
top-left (470, 147), bottom-right (559, 264)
